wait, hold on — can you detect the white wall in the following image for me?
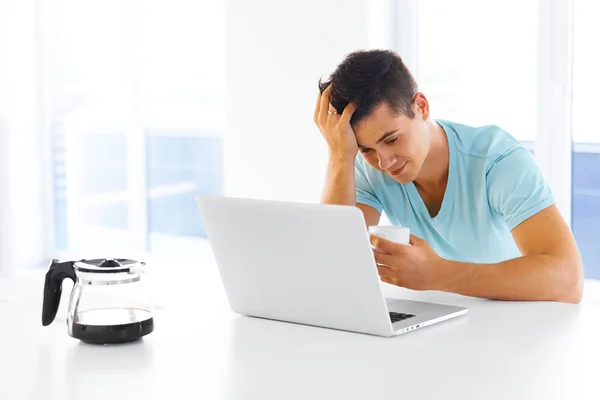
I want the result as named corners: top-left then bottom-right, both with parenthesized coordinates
top-left (224, 0), bottom-right (386, 202)
top-left (0, 0), bottom-right (45, 274)
top-left (0, 115), bottom-right (12, 275)
top-left (0, 1), bottom-right (10, 273)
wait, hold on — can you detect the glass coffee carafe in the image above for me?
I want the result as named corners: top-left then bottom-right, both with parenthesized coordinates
top-left (42, 258), bottom-right (154, 344)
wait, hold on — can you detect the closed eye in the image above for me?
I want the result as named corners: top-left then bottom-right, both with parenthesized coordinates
top-left (359, 136), bottom-right (398, 153)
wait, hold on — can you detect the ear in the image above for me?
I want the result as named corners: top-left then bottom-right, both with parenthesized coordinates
top-left (413, 92), bottom-right (430, 120)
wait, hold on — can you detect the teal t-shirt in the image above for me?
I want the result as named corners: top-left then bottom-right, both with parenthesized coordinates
top-left (355, 119), bottom-right (555, 263)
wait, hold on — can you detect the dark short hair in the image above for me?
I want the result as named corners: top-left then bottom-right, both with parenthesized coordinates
top-left (318, 49), bottom-right (418, 125)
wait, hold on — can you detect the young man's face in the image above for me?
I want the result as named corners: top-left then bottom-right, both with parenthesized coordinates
top-left (353, 96), bottom-right (430, 184)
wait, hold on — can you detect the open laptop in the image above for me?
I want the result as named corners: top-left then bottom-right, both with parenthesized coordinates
top-left (196, 195), bottom-right (467, 337)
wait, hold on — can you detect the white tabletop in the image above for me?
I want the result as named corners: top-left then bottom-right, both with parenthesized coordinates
top-left (1, 258), bottom-right (600, 400)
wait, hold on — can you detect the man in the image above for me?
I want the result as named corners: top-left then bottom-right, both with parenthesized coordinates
top-left (314, 49), bottom-right (583, 303)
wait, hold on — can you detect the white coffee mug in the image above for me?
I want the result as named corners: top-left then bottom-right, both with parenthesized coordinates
top-left (368, 225), bottom-right (410, 246)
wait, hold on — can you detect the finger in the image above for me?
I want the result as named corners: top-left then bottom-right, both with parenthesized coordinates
top-left (373, 250), bottom-right (395, 267)
top-left (313, 91), bottom-right (322, 124)
top-left (319, 84), bottom-right (333, 123)
top-left (409, 234), bottom-right (425, 246)
top-left (380, 276), bottom-right (399, 286)
top-left (381, 276), bottom-right (392, 285)
top-left (370, 234), bottom-right (404, 254)
top-left (339, 102), bottom-right (356, 124)
top-left (376, 265), bottom-right (394, 278)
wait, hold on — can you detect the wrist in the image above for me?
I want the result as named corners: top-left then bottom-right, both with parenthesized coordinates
top-left (328, 150), bottom-right (356, 165)
top-left (436, 258), bottom-right (464, 292)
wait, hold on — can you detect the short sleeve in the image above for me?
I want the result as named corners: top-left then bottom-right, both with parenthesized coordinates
top-left (486, 147), bottom-right (555, 230)
top-left (355, 156), bottom-right (384, 213)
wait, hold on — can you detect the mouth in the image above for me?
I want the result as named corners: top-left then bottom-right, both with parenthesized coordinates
top-left (389, 161), bottom-right (408, 176)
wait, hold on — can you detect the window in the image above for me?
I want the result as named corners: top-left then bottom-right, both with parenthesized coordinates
top-left (572, 0), bottom-right (600, 278)
top-left (417, 0), bottom-right (538, 145)
top-left (42, 0), bottom-right (225, 257)
top-left (404, 0), bottom-right (599, 278)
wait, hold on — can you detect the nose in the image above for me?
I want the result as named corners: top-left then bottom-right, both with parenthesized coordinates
top-left (378, 152), bottom-right (397, 171)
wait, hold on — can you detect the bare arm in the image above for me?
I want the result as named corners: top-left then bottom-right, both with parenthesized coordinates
top-left (320, 154), bottom-right (381, 227)
top-left (321, 154), bottom-right (356, 206)
top-left (314, 84), bottom-right (380, 227)
top-left (440, 205), bottom-right (583, 303)
top-left (372, 205), bottom-right (583, 304)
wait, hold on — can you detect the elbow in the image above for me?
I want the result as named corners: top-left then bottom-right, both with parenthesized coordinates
top-left (560, 289), bottom-right (582, 305)
top-left (556, 258), bottom-right (584, 304)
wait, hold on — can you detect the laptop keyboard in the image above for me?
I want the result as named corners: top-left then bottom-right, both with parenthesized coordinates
top-left (389, 312), bottom-right (415, 323)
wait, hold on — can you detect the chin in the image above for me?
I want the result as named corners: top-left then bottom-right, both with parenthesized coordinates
top-left (389, 167), bottom-right (417, 184)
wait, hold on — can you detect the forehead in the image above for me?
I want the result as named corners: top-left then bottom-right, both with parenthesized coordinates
top-left (353, 102), bottom-right (411, 146)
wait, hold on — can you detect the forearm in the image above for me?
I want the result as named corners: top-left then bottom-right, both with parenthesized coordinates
top-left (440, 254), bottom-right (583, 304)
top-left (321, 154), bottom-right (356, 206)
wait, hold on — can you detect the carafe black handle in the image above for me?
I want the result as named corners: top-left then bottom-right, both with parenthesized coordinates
top-left (42, 259), bottom-right (76, 326)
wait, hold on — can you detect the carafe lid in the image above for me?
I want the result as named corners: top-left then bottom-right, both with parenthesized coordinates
top-left (73, 258), bottom-right (144, 274)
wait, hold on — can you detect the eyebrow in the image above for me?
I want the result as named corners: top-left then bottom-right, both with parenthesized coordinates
top-left (357, 130), bottom-right (399, 149)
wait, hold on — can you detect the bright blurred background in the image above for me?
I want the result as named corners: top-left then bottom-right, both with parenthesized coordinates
top-left (1, 0), bottom-right (598, 278)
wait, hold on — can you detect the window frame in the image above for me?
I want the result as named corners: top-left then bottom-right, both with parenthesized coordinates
top-left (394, 0), bottom-right (574, 225)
